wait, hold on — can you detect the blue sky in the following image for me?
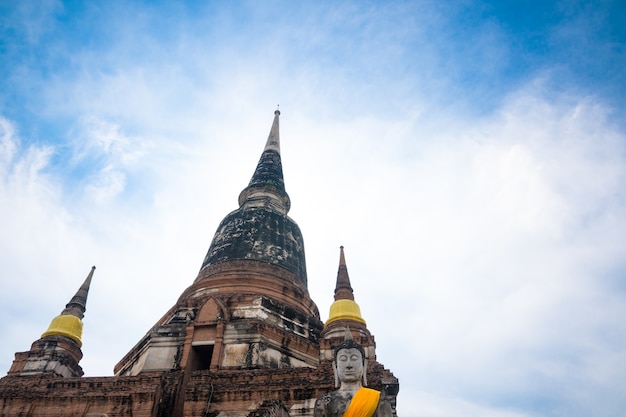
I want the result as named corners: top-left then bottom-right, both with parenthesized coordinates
top-left (1, 1), bottom-right (625, 416)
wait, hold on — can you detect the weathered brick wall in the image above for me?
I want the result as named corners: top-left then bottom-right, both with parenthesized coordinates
top-left (0, 372), bottom-right (176, 417)
top-left (0, 359), bottom-right (398, 417)
top-left (181, 360), bottom-right (397, 416)
top-left (248, 400), bottom-right (290, 417)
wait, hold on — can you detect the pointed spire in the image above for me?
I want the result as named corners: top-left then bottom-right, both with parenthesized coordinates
top-left (62, 266), bottom-right (95, 319)
top-left (238, 110), bottom-right (291, 213)
top-left (325, 247), bottom-right (366, 326)
top-left (41, 266), bottom-right (96, 347)
top-left (334, 246), bottom-right (355, 301)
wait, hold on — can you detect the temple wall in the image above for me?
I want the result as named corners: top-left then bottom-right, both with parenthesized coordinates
top-left (0, 361), bottom-right (398, 417)
top-left (0, 373), bottom-right (173, 417)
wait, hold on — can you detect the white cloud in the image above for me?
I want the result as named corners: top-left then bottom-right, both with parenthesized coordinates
top-left (407, 390), bottom-right (535, 417)
top-left (341, 87), bottom-right (626, 417)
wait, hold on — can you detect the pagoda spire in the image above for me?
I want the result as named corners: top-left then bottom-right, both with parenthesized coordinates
top-left (197, 110), bottom-right (307, 284)
top-left (334, 246), bottom-right (355, 301)
top-left (238, 110), bottom-right (291, 214)
top-left (41, 266), bottom-right (96, 347)
top-left (325, 247), bottom-right (365, 326)
top-left (8, 266), bottom-right (95, 377)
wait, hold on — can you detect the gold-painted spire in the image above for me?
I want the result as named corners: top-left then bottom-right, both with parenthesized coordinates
top-left (41, 266), bottom-right (95, 347)
top-left (325, 247), bottom-right (366, 326)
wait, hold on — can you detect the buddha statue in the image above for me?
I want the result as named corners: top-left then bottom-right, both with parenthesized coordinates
top-left (314, 336), bottom-right (393, 417)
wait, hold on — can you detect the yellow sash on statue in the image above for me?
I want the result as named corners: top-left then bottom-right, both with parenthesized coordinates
top-left (343, 387), bottom-right (381, 417)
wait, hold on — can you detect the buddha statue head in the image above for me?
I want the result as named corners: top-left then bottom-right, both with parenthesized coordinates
top-left (332, 331), bottom-right (367, 387)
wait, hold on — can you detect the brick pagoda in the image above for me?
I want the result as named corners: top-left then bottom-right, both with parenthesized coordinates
top-left (0, 111), bottom-right (399, 417)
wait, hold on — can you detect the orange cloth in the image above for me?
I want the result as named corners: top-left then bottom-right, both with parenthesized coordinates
top-left (343, 387), bottom-right (381, 417)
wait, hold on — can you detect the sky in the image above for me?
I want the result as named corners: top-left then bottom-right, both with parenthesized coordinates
top-left (1, 1), bottom-right (625, 416)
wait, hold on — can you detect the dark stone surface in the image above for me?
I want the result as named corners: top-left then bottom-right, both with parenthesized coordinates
top-left (200, 207), bottom-right (307, 285)
top-left (241, 150), bottom-right (287, 199)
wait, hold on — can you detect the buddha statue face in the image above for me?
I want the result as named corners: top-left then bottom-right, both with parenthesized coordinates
top-left (332, 339), bottom-right (367, 387)
top-left (335, 347), bottom-right (364, 383)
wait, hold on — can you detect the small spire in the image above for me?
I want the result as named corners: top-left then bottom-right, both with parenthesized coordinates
top-left (41, 266), bottom-right (96, 347)
top-left (325, 246), bottom-right (366, 327)
top-left (334, 246), bottom-right (354, 301)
